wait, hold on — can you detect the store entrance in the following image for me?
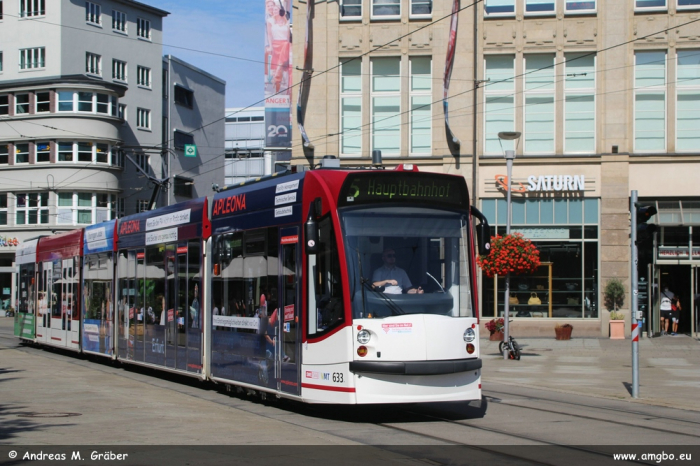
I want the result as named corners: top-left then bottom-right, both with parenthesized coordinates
top-left (658, 265), bottom-right (692, 335)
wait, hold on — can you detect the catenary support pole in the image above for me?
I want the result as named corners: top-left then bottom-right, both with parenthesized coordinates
top-left (631, 190), bottom-right (639, 398)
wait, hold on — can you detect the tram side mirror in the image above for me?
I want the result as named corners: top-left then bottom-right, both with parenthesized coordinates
top-left (305, 198), bottom-right (322, 255)
top-left (470, 206), bottom-right (491, 256)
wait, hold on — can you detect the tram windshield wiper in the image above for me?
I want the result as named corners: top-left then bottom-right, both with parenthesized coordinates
top-left (360, 277), bottom-right (406, 316)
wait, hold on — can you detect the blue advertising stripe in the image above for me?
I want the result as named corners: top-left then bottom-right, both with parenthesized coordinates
top-left (83, 220), bottom-right (116, 255)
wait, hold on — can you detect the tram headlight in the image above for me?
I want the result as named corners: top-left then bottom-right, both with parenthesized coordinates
top-left (357, 329), bottom-right (371, 345)
top-left (463, 328), bottom-right (476, 342)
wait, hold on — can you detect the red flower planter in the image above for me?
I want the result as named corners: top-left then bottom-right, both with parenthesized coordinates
top-left (489, 331), bottom-right (504, 341)
top-left (477, 233), bottom-right (541, 278)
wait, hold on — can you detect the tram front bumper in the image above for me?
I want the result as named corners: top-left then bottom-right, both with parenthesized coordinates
top-left (349, 358), bottom-right (482, 376)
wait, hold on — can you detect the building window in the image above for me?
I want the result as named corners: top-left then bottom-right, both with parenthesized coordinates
top-left (0, 194), bottom-right (7, 225)
top-left (35, 91), bottom-right (50, 112)
top-left (137, 199), bottom-right (149, 213)
top-left (86, 52), bottom-right (101, 75)
top-left (136, 153), bottom-right (149, 172)
top-left (340, 59), bottom-right (362, 156)
top-left (372, 0), bottom-right (400, 18)
top-left (113, 149), bottom-right (124, 168)
top-left (410, 0), bottom-right (432, 17)
top-left (19, 47), bottom-right (45, 70)
top-left (484, 55), bottom-right (515, 154)
top-left (0, 95), bottom-right (7, 115)
top-left (676, 49), bottom-right (700, 151)
top-left (0, 51), bottom-right (3, 72)
top-left (0, 144), bottom-right (8, 164)
top-left (118, 103), bottom-right (126, 121)
top-left (85, 2), bottom-right (101, 25)
top-left (112, 9), bottom-right (126, 32)
top-left (634, 51), bottom-right (666, 152)
top-left (566, 0), bottom-right (596, 14)
top-left (58, 193), bottom-right (111, 225)
top-left (36, 142), bottom-right (50, 162)
top-left (678, 0), bottom-right (700, 10)
top-left (111, 197), bottom-right (124, 219)
top-left (524, 54), bottom-right (555, 154)
top-left (340, 0), bottom-right (361, 19)
top-left (112, 59), bottom-right (127, 82)
top-left (525, 0), bottom-right (555, 15)
top-left (19, 0), bottom-right (44, 17)
top-left (58, 91), bottom-right (73, 111)
top-left (174, 130), bottom-right (194, 150)
top-left (371, 57), bottom-right (401, 155)
top-left (174, 176), bottom-right (193, 198)
top-left (409, 56), bottom-right (431, 155)
top-left (174, 85), bottom-right (193, 107)
top-left (78, 142), bottom-right (92, 162)
top-left (137, 18), bottom-right (151, 39)
top-left (484, 0), bottom-right (515, 16)
top-left (78, 91), bottom-right (94, 112)
top-left (635, 0), bottom-right (666, 11)
top-left (15, 143), bottom-right (29, 163)
top-left (137, 66), bottom-right (151, 87)
top-left (136, 108), bottom-right (150, 129)
top-left (0, 2), bottom-right (3, 20)
top-left (565, 53), bottom-right (596, 153)
top-left (96, 93), bottom-right (109, 114)
top-left (16, 193), bottom-right (49, 225)
top-left (15, 93), bottom-right (29, 114)
top-left (58, 142), bottom-right (73, 161)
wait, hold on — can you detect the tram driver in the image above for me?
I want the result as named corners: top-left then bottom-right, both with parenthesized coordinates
top-left (372, 248), bottom-right (423, 295)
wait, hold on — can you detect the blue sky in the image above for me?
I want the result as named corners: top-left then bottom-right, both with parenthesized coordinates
top-left (147, 0), bottom-right (266, 109)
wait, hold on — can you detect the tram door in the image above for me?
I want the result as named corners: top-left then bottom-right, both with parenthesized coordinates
top-left (36, 262), bottom-right (50, 344)
top-left (278, 227), bottom-right (300, 395)
top-left (164, 244), bottom-right (178, 369)
top-left (64, 258), bottom-right (80, 350)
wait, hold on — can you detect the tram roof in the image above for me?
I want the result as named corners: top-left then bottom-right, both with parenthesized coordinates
top-left (37, 229), bottom-right (83, 262)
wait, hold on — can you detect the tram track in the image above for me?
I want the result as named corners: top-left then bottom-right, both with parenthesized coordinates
top-left (484, 387), bottom-right (700, 427)
top-left (1, 328), bottom-right (696, 466)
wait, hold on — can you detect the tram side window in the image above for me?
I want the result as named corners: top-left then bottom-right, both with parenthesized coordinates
top-left (52, 261), bottom-right (62, 318)
top-left (308, 216), bottom-right (345, 337)
top-left (18, 263), bottom-right (35, 314)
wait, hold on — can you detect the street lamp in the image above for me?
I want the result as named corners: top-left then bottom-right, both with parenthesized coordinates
top-left (498, 131), bottom-right (521, 360)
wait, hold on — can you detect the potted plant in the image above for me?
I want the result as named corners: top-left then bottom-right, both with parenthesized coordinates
top-left (477, 233), bottom-right (541, 278)
top-left (604, 278), bottom-right (625, 339)
top-left (555, 323), bottom-right (573, 340)
top-left (485, 317), bottom-right (504, 341)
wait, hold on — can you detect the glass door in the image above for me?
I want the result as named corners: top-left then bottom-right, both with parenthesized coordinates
top-left (278, 227), bottom-right (300, 395)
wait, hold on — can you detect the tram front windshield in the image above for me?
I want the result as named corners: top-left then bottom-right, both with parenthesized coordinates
top-left (341, 206), bottom-right (473, 319)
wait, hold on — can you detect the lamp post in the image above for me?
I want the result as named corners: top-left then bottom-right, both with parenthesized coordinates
top-left (498, 131), bottom-right (521, 360)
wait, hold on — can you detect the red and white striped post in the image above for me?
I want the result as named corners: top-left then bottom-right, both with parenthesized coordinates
top-left (631, 190), bottom-right (639, 398)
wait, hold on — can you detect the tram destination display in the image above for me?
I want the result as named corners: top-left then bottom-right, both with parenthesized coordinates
top-left (338, 172), bottom-right (467, 208)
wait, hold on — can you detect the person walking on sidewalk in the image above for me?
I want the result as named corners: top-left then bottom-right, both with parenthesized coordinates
top-left (660, 285), bottom-right (674, 335)
top-left (670, 295), bottom-right (682, 336)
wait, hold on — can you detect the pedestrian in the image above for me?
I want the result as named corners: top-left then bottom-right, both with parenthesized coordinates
top-left (670, 295), bottom-right (681, 336)
top-left (659, 285), bottom-right (674, 336)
